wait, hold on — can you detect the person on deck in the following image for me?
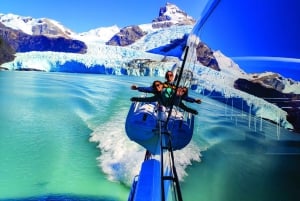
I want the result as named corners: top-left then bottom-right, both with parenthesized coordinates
top-left (130, 80), bottom-right (164, 104)
top-left (181, 87), bottom-right (202, 104)
top-left (130, 70), bottom-right (175, 92)
top-left (163, 70), bottom-right (176, 87)
top-left (130, 81), bottom-right (199, 115)
top-left (131, 70), bottom-right (201, 103)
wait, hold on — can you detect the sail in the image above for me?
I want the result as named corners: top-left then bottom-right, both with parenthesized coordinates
top-left (185, 0), bottom-right (300, 78)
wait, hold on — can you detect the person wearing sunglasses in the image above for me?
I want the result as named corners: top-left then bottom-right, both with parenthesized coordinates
top-left (130, 70), bottom-right (176, 93)
top-left (130, 80), bottom-right (164, 103)
top-left (130, 81), bottom-right (199, 115)
top-left (164, 70), bottom-right (175, 85)
top-left (130, 70), bottom-right (200, 109)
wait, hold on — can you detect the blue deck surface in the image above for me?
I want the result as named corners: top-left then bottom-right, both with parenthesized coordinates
top-left (133, 159), bottom-right (161, 201)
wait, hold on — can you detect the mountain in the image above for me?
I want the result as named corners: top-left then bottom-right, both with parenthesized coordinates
top-left (0, 30), bottom-right (15, 66)
top-left (76, 25), bottom-right (120, 43)
top-left (0, 13), bottom-right (76, 38)
top-left (106, 25), bottom-right (147, 46)
top-left (234, 73), bottom-right (300, 132)
top-left (0, 13), bottom-right (87, 53)
top-left (106, 3), bottom-right (196, 46)
top-left (0, 3), bottom-right (299, 133)
top-left (0, 2), bottom-right (195, 46)
top-left (152, 2), bottom-right (195, 28)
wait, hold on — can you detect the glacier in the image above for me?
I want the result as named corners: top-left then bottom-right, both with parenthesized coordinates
top-left (1, 24), bottom-right (296, 131)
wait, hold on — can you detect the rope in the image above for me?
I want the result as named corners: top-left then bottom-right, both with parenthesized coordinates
top-left (164, 46), bottom-right (190, 128)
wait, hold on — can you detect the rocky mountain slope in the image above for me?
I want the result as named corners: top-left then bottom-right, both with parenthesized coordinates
top-left (152, 2), bottom-right (195, 28)
top-left (0, 34), bottom-right (15, 65)
top-left (0, 14), bottom-right (87, 53)
top-left (234, 72), bottom-right (300, 133)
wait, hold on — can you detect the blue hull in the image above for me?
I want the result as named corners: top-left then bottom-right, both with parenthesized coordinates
top-left (125, 102), bottom-right (194, 155)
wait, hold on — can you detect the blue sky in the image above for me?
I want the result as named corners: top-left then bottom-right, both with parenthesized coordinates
top-left (0, 0), bottom-right (208, 32)
top-left (198, 0), bottom-right (300, 58)
top-left (196, 0), bottom-right (300, 80)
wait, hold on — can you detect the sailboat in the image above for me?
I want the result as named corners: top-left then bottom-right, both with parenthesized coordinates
top-left (125, 0), bottom-right (300, 200)
top-left (125, 102), bottom-right (192, 201)
top-left (125, 47), bottom-right (195, 201)
top-left (124, 1), bottom-right (223, 200)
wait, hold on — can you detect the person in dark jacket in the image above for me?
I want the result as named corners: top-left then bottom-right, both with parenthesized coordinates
top-left (130, 81), bottom-right (199, 115)
top-left (131, 71), bottom-right (201, 103)
top-left (130, 80), bottom-right (164, 104)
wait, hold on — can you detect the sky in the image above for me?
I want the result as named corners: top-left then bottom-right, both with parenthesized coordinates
top-left (0, 0), bottom-right (208, 33)
top-left (197, 0), bottom-right (300, 58)
top-left (193, 0), bottom-right (300, 78)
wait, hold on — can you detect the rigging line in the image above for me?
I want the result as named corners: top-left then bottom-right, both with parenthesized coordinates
top-left (190, 0), bottom-right (222, 36)
top-left (162, 124), bottom-right (183, 201)
top-left (159, 119), bottom-right (166, 201)
top-left (168, 142), bottom-right (183, 201)
top-left (159, 48), bottom-right (188, 200)
top-left (183, 0), bottom-right (222, 88)
top-left (164, 46), bottom-right (190, 128)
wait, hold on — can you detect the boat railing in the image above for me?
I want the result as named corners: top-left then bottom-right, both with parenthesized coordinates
top-left (127, 175), bottom-right (139, 201)
top-left (198, 95), bottom-right (298, 140)
top-left (158, 112), bottom-right (183, 201)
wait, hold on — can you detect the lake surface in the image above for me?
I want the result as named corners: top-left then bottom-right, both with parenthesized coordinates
top-left (0, 71), bottom-right (299, 201)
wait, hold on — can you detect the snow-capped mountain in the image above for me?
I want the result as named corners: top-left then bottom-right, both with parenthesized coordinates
top-left (0, 13), bottom-right (76, 38)
top-left (152, 2), bottom-right (195, 27)
top-left (0, 3), bottom-right (299, 133)
top-left (76, 25), bottom-right (120, 43)
top-left (0, 2), bottom-right (195, 42)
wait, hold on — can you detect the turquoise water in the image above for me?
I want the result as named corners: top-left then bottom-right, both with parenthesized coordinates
top-left (0, 71), bottom-right (300, 201)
